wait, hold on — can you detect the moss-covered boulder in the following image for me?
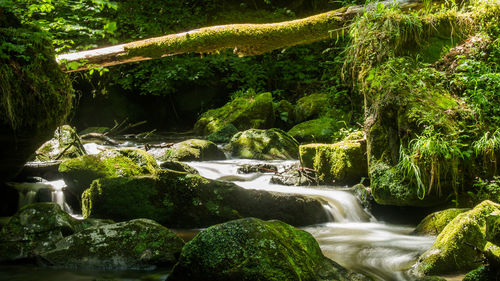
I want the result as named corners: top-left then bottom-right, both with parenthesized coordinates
top-left (40, 219), bottom-right (184, 270)
top-left (82, 170), bottom-right (328, 228)
top-left (0, 11), bottom-right (73, 181)
top-left (0, 203), bottom-right (77, 262)
top-left (413, 208), bottom-right (469, 235)
top-left (59, 148), bottom-right (158, 198)
top-left (160, 161), bottom-right (199, 174)
top-left (414, 200), bottom-right (500, 275)
top-left (155, 139), bottom-right (226, 162)
top-left (206, 124), bottom-right (239, 143)
top-left (194, 92), bottom-right (275, 135)
top-left (299, 139), bottom-right (367, 185)
top-left (229, 128), bottom-right (299, 160)
top-left (294, 93), bottom-right (332, 123)
top-left (169, 218), bottom-right (370, 281)
top-left (486, 210), bottom-right (500, 245)
top-left (32, 125), bottom-right (86, 161)
top-left (288, 118), bottom-right (343, 143)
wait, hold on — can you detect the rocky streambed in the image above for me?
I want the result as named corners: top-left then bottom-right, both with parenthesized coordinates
top-left (0, 126), bottom-right (498, 281)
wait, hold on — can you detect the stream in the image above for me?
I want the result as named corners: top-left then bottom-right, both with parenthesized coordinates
top-left (1, 142), bottom-right (436, 281)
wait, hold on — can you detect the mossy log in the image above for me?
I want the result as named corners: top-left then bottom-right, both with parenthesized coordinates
top-left (57, 0), bottom-right (423, 72)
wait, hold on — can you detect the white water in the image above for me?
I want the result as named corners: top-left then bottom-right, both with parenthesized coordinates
top-left (10, 179), bottom-right (74, 215)
top-left (186, 159), bottom-right (435, 281)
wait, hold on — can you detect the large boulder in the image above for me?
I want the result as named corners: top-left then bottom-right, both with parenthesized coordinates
top-left (414, 200), bottom-right (500, 275)
top-left (152, 139), bottom-right (226, 162)
top-left (40, 219), bottom-right (184, 270)
top-left (206, 124), bottom-right (239, 143)
top-left (288, 118), bottom-right (343, 143)
top-left (82, 170), bottom-right (329, 228)
top-left (229, 128), bottom-right (299, 160)
top-left (0, 11), bottom-right (73, 182)
top-left (59, 148), bottom-right (158, 198)
top-left (413, 208), bottom-right (469, 235)
top-left (299, 139), bottom-right (368, 185)
top-left (169, 218), bottom-right (370, 281)
top-left (0, 203), bottom-right (77, 261)
top-left (194, 92), bottom-right (275, 135)
top-left (294, 93), bottom-right (332, 122)
top-left (32, 125), bottom-right (86, 161)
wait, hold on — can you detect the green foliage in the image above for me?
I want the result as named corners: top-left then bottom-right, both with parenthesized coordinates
top-left (397, 128), bottom-right (465, 200)
top-left (0, 9), bottom-right (73, 131)
top-left (468, 176), bottom-right (500, 204)
top-left (4, 0), bottom-right (118, 52)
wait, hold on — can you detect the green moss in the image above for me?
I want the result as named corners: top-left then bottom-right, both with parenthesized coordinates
top-left (0, 203), bottom-right (78, 262)
top-left (168, 217), bottom-right (368, 281)
top-left (159, 139), bottom-right (225, 161)
top-left (299, 140), bottom-right (367, 185)
top-left (229, 128), bottom-right (299, 160)
top-left (120, 8), bottom-right (346, 60)
top-left (288, 118), bottom-right (343, 143)
top-left (81, 169), bottom-right (328, 228)
top-left (416, 200), bottom-right (500, 275)
top-left (40, 219), bottom-right (184, 270)
top-left (294, 93), bottom-right (332, 123)
top-left (59, 148), bottom-right (158, 197)
top-left (486, 210), bottom-right (500, 245)
top-left (0, 11), bottom-right (73, 132)
top-left (414, 208), bottom-right (469, 235)
top-left (194, 92), bottom-right (274, 135)
top-left (206, 124), bottom-right (238, 143)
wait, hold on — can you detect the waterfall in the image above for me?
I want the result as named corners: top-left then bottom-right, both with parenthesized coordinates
top-left (186, 159), bottom-right (436, 281)
top-left (10, 179), bottom-right (74, 214)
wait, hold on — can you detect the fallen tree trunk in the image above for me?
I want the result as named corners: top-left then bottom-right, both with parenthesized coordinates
top-left (57, 0), bottom-right (423, 72)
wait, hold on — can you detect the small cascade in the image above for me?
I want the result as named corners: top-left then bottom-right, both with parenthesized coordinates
top-left (10, 179), bottom-right (74, 214)
top-left (186, 159), bottom-right (435, 281)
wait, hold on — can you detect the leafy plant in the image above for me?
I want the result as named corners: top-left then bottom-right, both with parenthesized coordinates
top-left (468, 176), bottom-right (500, 204)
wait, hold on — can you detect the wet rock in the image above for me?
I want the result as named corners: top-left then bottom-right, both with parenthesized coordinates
top-left (0, 203), bottom-right (77, 262)
top-left (299, 139), bottom-right (367, 185)
top-left (169, 217), bottom-right (370, 281)
top-left (160, 161), bottom-right (199, 174)
top-left (82, 170), bottom-right (329, 228)
top-left (229, 128), bottom-right (299, 160)
top-left (288, 118), bottom-right (343, 143)
top-left (237, 164), bottom-right (278, 174)
top-left (206, 124), bottom-right (238, 143)
top-left (270, 162), bottom-right (317, 186)
top-left (414, 200), bottom-right (500, 275)
top-left (17, 160), bottom-right (62, 181)
top-left (32, 125), bottom-right (86, 162)
top-left (154, 139), bottom-right (226, 162)
top-left (413, 208), bottom-right (469, 235)
top-left (294, 93), bottom-right (332, 122)
top-left (194, 92), bottom-right (274, 135)
top-left (59, 148), bottom-right (158, 198)
top-left (40, 219), bottom-right (184, 270)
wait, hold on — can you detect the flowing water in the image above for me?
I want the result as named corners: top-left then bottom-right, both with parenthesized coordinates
top-left (186, 159), bottom-right (435, 281)
top-left (4, 142), bottom-right (436, 281)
